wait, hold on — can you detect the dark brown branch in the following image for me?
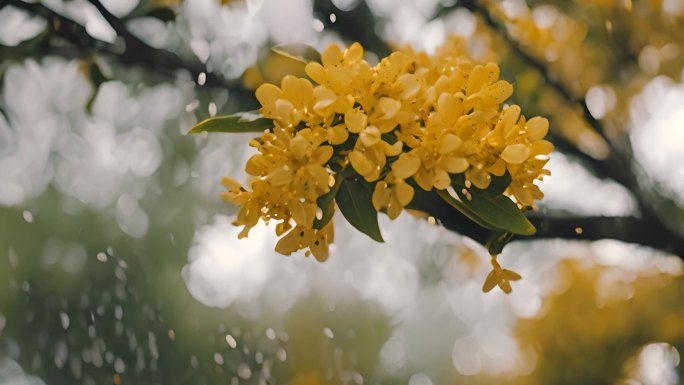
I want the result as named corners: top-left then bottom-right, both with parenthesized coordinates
top-left (527, 215), bottom-right (684, 257)
top-left (424, 196), bottom-right (684, 258)
top-left (7, 0), bottom-right (253, 97)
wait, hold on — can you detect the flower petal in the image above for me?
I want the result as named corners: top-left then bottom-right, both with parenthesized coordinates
top-left (501, 144), bottom-right (531, 164)
top-left (392, 153), bottom-right (421, 179)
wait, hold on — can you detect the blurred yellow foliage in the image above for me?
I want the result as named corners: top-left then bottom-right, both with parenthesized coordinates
top-left (511, 258), bottom-right (684, 385)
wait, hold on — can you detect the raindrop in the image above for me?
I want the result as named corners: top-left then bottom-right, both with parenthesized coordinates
top-left (312, 18), bottom-right (324, 32)
top-left (225, 334), bottom-right (237, 348)
top-left (197, 72), bottom-right (207, 86)
top-left (59, 312), bottom-right (70, 330)
top-left (237, 363), bottom-right (252, 380)
top-left (96, 252), bottom-right (108, 263)
top-left (114, 358), bottom-right (126, 373)
top-left (323, 327), bottom-right (334, 339)
top-left (214, 352), bottom-right (224, 365)
top-left (277, 348), bottom-right (287, 362)
top-left (329, 13), bottom-right (337, 23)
top-left (265, 328), bottom-right (276, 340)
top-left (54, 341), bottom-right (67, 368)
top-left (208, 102), bottom-right (217, 117)
top-left (185, 99), bottom-right (200, 113)
top-left (22, 210), bottom-right (34, 223)
top-left (8, 248), bottom-right (18, 267)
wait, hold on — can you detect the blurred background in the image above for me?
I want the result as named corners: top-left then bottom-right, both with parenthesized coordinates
top-left (2, 0), bottom-right (684, 384)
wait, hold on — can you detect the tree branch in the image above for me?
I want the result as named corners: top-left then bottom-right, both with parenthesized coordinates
top-left (7, 0), bottom-right (253, 97)
top-left (527, 215), bottom-right (684, 257)
top-left (409, 193), bottom-right (684, 257)
top-left (455, 0), bottom-right (610, 143)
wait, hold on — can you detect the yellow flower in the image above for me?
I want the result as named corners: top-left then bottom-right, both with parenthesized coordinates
top-left (256, 75), bottom-right (315, 127)
top-left (274, 221), bottom-right (335, 262)
top-left (482, 256), bottom-right (522, 294)
top-left (372, 173), bottom-right (415, 219)
top-left (345, 100), bottom-right (405, 182)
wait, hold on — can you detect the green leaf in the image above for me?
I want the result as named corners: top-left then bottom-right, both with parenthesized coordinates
top-left (485, 231), bottom-right (514, 255)
top-left (271, 44), bottom-right (321, 64)
top-left (436, 189), bottom-right (496, 231)
top-left (437, 186), bottom-right (536, 235)
top-left (336, 178), bottom-right (384, 242)
top-left (483, 172), bottom-right (512, 197)
top-left (313, 174), bottom-right (344, 230)
top-left (187, 111), bottom-right (273, 134)
top-left (444, 173), bottom-right (535, 235)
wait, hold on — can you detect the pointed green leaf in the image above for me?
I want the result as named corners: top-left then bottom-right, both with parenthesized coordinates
top-left (313, 174), bottom-right (344, 230)
top-left (438, 184), bottom-right (536, 235)
top-left (187, 111), bottom-right (273, 134)
top-left (336, 178), bottom-right (384, 242)
top-left (436, 188), bottom-right (496, 231)
top-left (271, 44), bottom-right (321, 64)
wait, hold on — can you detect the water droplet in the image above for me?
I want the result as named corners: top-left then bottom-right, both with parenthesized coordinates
top-left (277, 348), bottom-right (287, 361)
top-left (114, 358), bottom-right (126, 373)
top-left (59, 312), bottom-right (70, 330)
top-left (312, 18), bottom-right (324, 32)
top-left (225, 334), bottom-right (237, 348)
top-left (237, 363), bottom-right (252, 379)
top-left (22, 210), bottom-right (34, 223)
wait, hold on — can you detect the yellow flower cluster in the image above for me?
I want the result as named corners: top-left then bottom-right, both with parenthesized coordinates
top-left (222, 38), bottom-right (552, 261)
top-left (484, 1), bottom-right (594, 93)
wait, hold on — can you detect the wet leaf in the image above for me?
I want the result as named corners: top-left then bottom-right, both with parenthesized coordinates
top-left (187, 111), bottom-right (272, 134)
top-left (336, 178), bottom-right (384, 242)
top-left (271, 44), bottom-right (321, 63)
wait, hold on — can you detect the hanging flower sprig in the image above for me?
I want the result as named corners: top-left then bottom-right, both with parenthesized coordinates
top-left (188, 38), bottom-right (553, 290)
